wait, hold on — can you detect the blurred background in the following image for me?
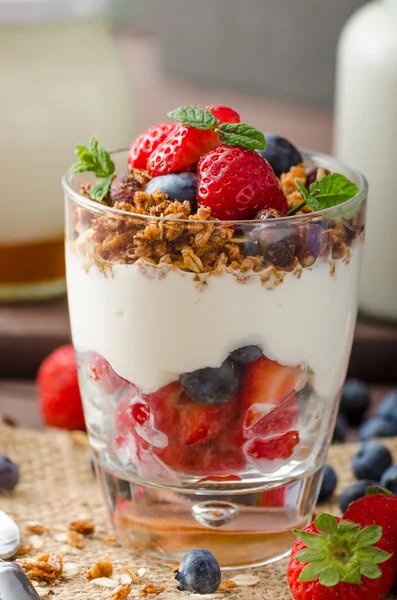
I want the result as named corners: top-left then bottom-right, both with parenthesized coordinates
top-left (0, 0), bottom-right (396, 429)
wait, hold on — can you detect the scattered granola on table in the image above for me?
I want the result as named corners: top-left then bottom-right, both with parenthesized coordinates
top-left (86, 559), bottom-right (113, 581)
top-left (68, 519), bottom-right (95, 535)
top-left (18, 552), bottom-right (63, 584)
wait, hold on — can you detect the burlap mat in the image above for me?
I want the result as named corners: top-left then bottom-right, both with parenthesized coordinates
top-left (1, 425), bottom-right (397, 600)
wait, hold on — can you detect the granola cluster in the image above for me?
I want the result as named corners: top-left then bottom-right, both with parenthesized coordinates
top-left (73, 165), bottom-right (363, 277)
top-left (19, 552), bottom-right (63, 584)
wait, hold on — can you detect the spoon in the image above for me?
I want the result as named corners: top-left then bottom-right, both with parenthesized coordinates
top-left (0, 510), bottom-right (20, 559)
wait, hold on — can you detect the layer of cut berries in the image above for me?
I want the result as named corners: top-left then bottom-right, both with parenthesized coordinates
top-left (90, 354), bottom-right (125, 395)
top-left (111, 349), bottom-right (310, 477)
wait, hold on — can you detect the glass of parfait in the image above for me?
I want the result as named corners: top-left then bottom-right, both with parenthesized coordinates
top-left (63, 111), bottom-right (367, 568)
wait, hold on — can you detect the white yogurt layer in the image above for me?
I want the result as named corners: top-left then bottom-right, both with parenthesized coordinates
top-left (66, 244), bottom-right (363, 399)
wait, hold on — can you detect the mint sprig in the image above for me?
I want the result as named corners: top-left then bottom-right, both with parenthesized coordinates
top-left (71, 136), bottom-right (115, 202)
top-left (167, 105), bottom-right (266, 151)
top-left (287, 174), bottom-right (359, 216)
top-left (294, 514), bottom-right (391, 587)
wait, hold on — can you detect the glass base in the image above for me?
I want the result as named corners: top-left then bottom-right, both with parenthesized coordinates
top-left (94, 458), bottom-right (323, 568)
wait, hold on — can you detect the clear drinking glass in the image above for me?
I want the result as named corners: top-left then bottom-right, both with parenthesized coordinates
top-left (63, 150), bottom-right (367, 568)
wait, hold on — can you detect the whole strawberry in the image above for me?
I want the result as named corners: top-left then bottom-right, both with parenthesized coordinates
top-left (287, 513), bottom-right (395, 600)
top-left (343, 491), bottom-right (397, 554)
top-left (36, 345), bottom-right (85, 430)
top-left (197, 145), bottom-right (288, 220)
top-left (128, 122), bottom-right (176, 170)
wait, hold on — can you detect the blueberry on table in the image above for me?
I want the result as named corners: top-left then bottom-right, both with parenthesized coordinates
top-left (380, 465), bottom-right (397, 495)
top-left (257, 133), bottom-right (303, 177)
top-left (0, 453), bottom-right (19, 491)
top-left (377, 390), bottom-right (397, 424)
top-left (229, 345), bottom-right (262, 365)
top-left (318, 464), bottom-right (338, 502)
top-left (332, 413), bottom-right (348, 443)
top-left (339, 480), bottom-right (376, 513)
top-left (175, 549), bottom-right (221, 594)
top-left (145, 173), bottom-right (198, 211)
top-left (351, 441), bottom-right (392, 481)
top-left (339, 378), bottom-right (370, 426)
top-left (180, 358), bottom-right (242, 406)
top-left (358, 417), bottom-right (397, 441)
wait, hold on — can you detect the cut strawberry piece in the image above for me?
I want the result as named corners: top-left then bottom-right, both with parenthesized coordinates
top-left (257, 487), bottom-right (287, 507)
top-left (241, 356), bottom-right (307, 437)
top-left (147, 123), bottom-right (220, 177)
top-left (127, 122), bottom-right (176, 170)
top-left (198, 474), bottom-right (242, 483)
top-left (90, 354), bottom-right (125, 395)
top-left (184, 423), bottom-right (246, 476)
top-left (204, 105), bottom-right (241, 124)
top-left (244, 430), bottom-right (300, 473)
top-left (177, 394), bottom-right (238, 446)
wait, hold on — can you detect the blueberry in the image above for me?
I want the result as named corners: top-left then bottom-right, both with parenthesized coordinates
top-left (339, 379), bottom-right (370, 426)
top-left (351, 441), bottom-right (392, 481)
top-left (175, 549), bottom-right (221, 594)
top-left (332, 414), bottom-right (348, 443)
top-left (380, 465), bottom-right (397, 495)
top-left (0, 453), bottom-right (19, 491)
top-left (339, 480), bottom-right (376, 513)
top-left (229, 345), bottom-right (262, 365)
top-left (145, 173), bottom-right (198, 211)
top-left (358, 417), bottom-right (397, 441)
top-left (318, 464), bottom-right (338, 502)
top-left (180, 358), bottom-right (242, 406)
top-left (257, 133), bottom-right (303, 177)
top-left (377, 390), bottom-right (397, 424)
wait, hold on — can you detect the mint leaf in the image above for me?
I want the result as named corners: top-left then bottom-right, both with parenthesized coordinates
top-left (72, 137), bottom-right (115, 203)
top-left (308, 173), bottom-right (359, 208)
top-left (218, 123), bottom-right (266, 150)
top-left (167, 106), bottom-right (219, 130)
top-left (97, 147), bottom-right (115, 177)
top-left (299, 562), bottom-right (325, 582)
top-left (89, 175), bottom-right (113, 202)
top-left (355, 525), bottom-right (382, 548)
top-left (296, 180), bottom-right (309, 200)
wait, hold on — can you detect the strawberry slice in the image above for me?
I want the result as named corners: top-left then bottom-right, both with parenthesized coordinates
top-left (256, 487), bottom-right (287, 507)
top-left (90, 354), bottom-right (125, 395)
top-left (176, 393), bottom-right (238, 446)
top-left (244, 430), bottom-right (300, 473)
top-left (127, 122), bottom-right (176, 170)
top-left (147, 105), bottom-right (240, 177)
top-left (147, 123), bottom-right (219, 177)
top-left (241, 356), bottom-right (307, 437)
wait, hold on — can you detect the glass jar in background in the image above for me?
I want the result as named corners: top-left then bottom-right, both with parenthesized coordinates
top-left (0, 0), bottom-right (134, 302)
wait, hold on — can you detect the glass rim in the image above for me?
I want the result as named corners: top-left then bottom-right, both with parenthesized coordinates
top-left (61, 147), bottom-right (368, 226)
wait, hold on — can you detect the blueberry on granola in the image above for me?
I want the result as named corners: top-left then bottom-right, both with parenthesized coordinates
top-left (145, 173), bottom-right (198, 211)
top-left (175, 549), bottom-right (221, 594)
top-left (258, 133), bottom-right (303, 177)
top-left (180, 358), bottom-right (242, 406)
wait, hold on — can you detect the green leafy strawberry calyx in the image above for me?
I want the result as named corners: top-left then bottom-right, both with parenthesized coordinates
top-left (293, 514), bottom-right (391, 587)
top-left (167, 105), bottom-right (266, 151)
top-left (71, 136), bottom-right (115, 202)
